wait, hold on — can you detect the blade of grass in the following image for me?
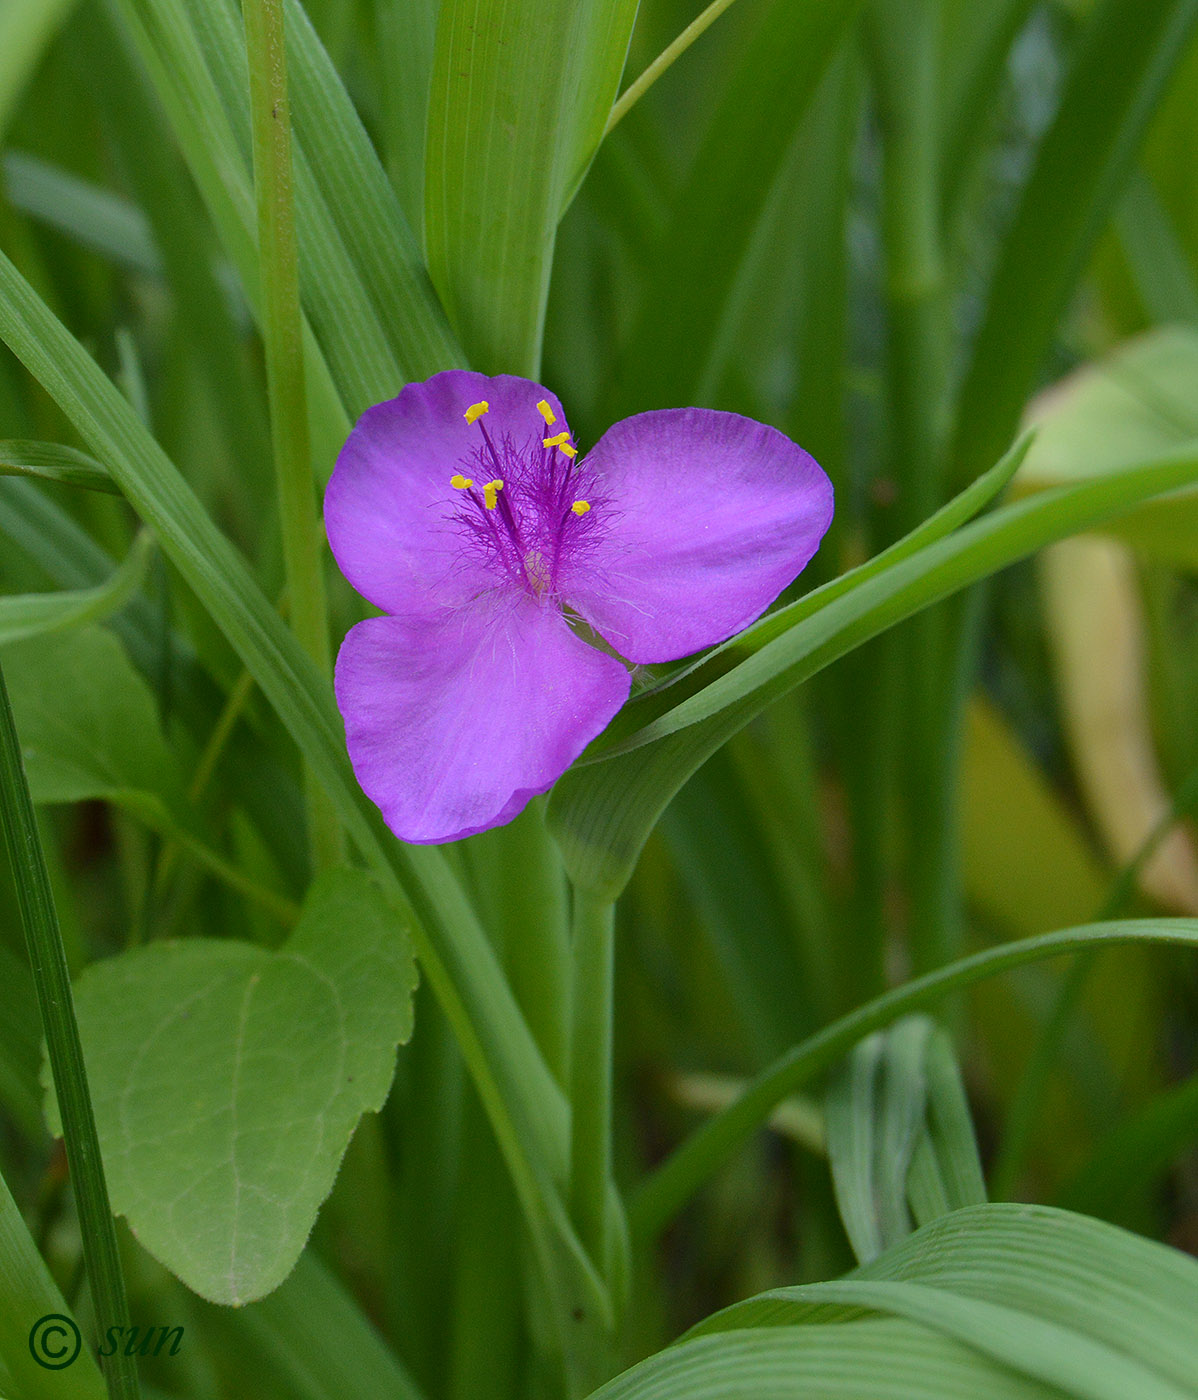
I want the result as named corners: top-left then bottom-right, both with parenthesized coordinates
top-left (0, 439), bottom-right (119, 493)
top-left (0, 661), bottom-right (139, 1400)
top-left (0, 1165), bottom-right (106, 1400)
top-left (0, 529), bottom-right (152, 644)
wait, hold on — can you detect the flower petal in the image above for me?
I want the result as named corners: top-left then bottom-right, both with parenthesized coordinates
top-left (324, 370), bottom-right (570, 615)
top-left (566, 409), bottom-right (833, 663)
top-left (334, 599), bottom-right (629, 844)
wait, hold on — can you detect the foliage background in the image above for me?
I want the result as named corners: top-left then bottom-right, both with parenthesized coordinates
top-left (3, 0), bottom-right (1198, 1396)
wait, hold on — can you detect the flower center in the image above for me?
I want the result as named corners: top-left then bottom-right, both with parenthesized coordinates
top-left (446, 398), bottom-right (597, 600)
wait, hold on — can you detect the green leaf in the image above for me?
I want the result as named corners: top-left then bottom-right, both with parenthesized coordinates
top-left (46, 867), bottom-right (417, 1305)
top-left (234, 1252), bottom-right (426, 1400)
top-left (2, 624), bottom-right (189, 817)
top-left (1017, 325), bottom-right (1198, 567)
top-left (950, 0), bottom-right (1198, 486)
top-left (685, 1204), bottom-right (1198, 1400)
top-left (826, 1017), bottom-right (986, 1265)
top-left (607, 0), bottom-right (861, 415)
top-left (280, 0), bottom-right (462, 383)
top-left (0, 531), bottom-right (151, 645)
top-left (588, 1320), bottom-right (1063, 1398)
top-left (0, 0), bottom-right (80, 140)
top-left (2, 152), bottom-right (163, 280)
top-left (0, 438), bottom-right (122, 494)
top-left (1114, 173), bottom-right (1198, 325)
top-left (2, 623), bottom-right (297, 922)
top-left (424, 0), bottom-right (639, 372)
top-left (548, 444), bottom-right (1198, 901)
top-left (0, 1166), bottom-right (107, 1400)
top-left (112, 0), bottom-right (461, 420)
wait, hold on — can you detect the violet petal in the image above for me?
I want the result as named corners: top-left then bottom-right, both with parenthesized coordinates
top-left (568, 408), bottom-right (833, 663)
top-left (334, 598), bottom-right (630, 844)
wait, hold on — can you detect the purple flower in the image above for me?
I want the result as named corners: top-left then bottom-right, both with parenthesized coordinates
top-left (324, 370), bottom-right (833, 844)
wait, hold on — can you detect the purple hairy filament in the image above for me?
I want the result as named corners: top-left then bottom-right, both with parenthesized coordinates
top-left (449, 407), bottom-right (605, 601)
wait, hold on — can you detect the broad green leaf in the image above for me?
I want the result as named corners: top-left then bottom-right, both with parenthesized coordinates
top-left (0, 438), bottom-right (121, 494)
top-left (692, 1204), bottom-right (1198, 1399)
top-left (588, 1318), bottom-right (1062, 1399)
top-left (1, 623), bottom-right (296, 922)
top-left (0, 476), bottom-right (310, 888)
top-left (1018, 325), bottom-right (1198, 567)
top-left (549, 446), bottom-right (1198, 900)
top-left (46, 868), bottom-right (417, 1305)
top-left (0, 531), bottom-right (151, 645)
top-left (0, 1167), bottom-right (106, 1400)
top-left (2, 624), bottom-right (189, 819)
top-left (607, 0), bottom-right (861, 416)
top-left (950, 0), bottom-right (1198, 486)
top-left (425, 0), bottom-right (640, 373)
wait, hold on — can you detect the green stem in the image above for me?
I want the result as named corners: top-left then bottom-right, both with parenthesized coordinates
top-left (604, 0), bottom-right (743, 137)
top-left (628, 916), bottom-right (1198, 1242)
top-left (243, 0), bottom-right (342, 870)
top-left (867, 0), bottom-right (961, 975)
top-left (0, 660), bottom-right (140, 1400)
top-left (569, 888), bottom-right (615, 1274)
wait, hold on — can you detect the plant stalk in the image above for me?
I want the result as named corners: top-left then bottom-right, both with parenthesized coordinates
top-left (243, 0), bottom-right (342, 870)
top-left (569, 887), bottom-right (615, 1275)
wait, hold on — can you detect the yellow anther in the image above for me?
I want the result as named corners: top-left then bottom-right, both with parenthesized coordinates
top-left (543, 431), bottom-right (578, 458)
top-left (571, 499), bottom-right (590, 516)
top-left (450, 474), bottom-right (473, 490)
top-left (464, 401), bottom-right (489, 424)
top-left (537, 399), bottom-right (557, 427)
top-left (483, 479), bottom-right (504, 510)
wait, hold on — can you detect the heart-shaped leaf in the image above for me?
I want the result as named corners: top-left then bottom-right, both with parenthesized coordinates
top-left (46, 867), bottom-right (417, 1305)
